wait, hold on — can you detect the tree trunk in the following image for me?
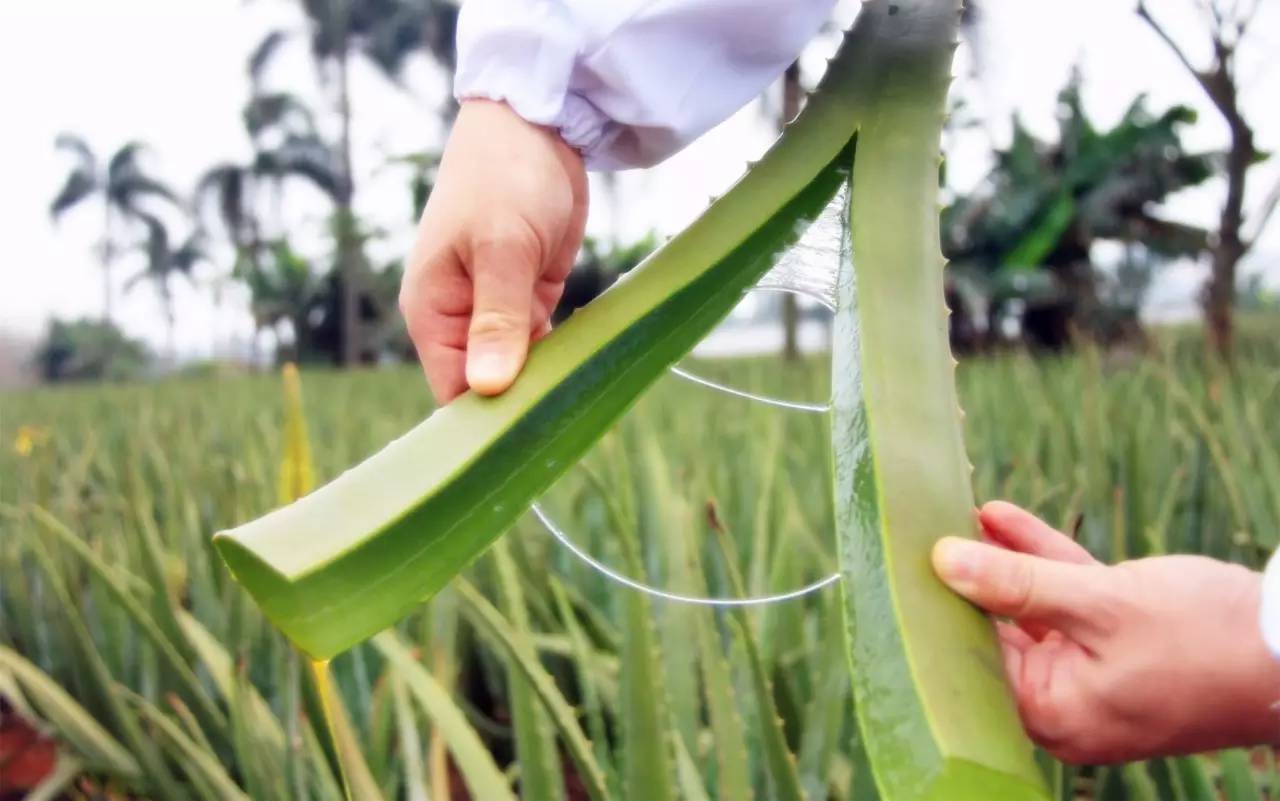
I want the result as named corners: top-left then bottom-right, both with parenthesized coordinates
top-left (102, 202), bottom-right (114, 323)
top-left (337, 46), bottom-right (361, 367)
top-left (164, 285), bottom-right (177, 365)
top-left (1204, 119), bottom-right (1252, 359)
top-left (780, 61), bottom-right (803, 361)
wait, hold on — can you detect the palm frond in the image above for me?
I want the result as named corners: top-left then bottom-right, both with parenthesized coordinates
top-left (106, 141), bottom-right (148, 184)
top-left (54, 133), bottom-right (96, 174)
top-left (249, 29), bottom-right (291, 86)
top-left (194, 164), bottom-right (250, 240)
top-left (244, 92), bottom-right (317, 140)
top-left (49, 169), bottom-right (97, 221)
top-left (253, 134), bottom-right (343, 202)
top-left (50, 134), bottom-right (99, 220)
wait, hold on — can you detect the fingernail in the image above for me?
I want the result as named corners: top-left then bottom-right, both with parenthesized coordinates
top-left (468, 347), bottom-right (515, 393)
top-left (933, 537), bottom-right (982, 593)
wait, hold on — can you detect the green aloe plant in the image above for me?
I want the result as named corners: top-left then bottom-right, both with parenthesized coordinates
top-left (215, 2), bottom-right (1046, 798)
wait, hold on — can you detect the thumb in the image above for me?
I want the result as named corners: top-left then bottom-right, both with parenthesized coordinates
top-left (932, 537), bottom-right (1107, 640)
top-left (465, 232), bottom-right (539, 395)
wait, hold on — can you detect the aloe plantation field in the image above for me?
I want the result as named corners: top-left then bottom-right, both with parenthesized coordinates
top-left (2, 322), bottom-right (1278, 801)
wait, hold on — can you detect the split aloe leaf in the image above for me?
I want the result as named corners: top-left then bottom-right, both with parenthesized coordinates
top-left (216, 1), bottom-right (1048, 797)
top-left (829, 1), bottom-right (1048, 799)
top-left (215, 23), bottom-right (857, 661)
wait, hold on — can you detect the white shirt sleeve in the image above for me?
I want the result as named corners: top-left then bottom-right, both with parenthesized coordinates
top-left (1264, 551), bottom-right (1280, 658)
top-left (454, 0), bottom-right (837, 170)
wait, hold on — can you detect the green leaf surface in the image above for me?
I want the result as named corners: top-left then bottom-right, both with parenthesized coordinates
top-left (372, 630), bottom-right (516, 801)
top-left (0, 646), bottom-right (139, 778)
top-left (828, 1), bottom-right (1048, 799)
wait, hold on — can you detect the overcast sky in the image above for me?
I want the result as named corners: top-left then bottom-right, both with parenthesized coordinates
top-left (2, 0), bottom-right (1278, 359)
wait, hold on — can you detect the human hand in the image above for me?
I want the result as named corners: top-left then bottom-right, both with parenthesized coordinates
top-left (401, 99), bottom-right (589, 404)
top-left (932, 501), bottom-right (1280, 763)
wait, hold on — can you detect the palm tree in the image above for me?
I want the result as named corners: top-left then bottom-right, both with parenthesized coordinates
top-left (238, 239), bottom-right (326, 363)
top-left (250, 0), bottom-right (459, 365)
top-left (128, 217), bottom-right (208, 359)
top-left (49, 136), bottom-right (179, 322)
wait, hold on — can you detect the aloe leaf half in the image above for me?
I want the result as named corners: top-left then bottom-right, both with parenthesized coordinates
top-left (215, 27), bottom-right (861, 661)
top-left (829, 1), bottom-right (1048, 799)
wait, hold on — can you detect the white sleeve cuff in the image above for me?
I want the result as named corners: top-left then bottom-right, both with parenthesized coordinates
top-left (453, 0), bottom-right (611, 157)
top-left (454, 0), bottom-right (836, 171)
top-left (1263, 550), bottom-right (1280, 659)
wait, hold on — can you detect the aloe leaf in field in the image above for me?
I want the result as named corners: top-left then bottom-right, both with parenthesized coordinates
top-left (371, 631), bottom-right (517, 801)
top-left (1221, 749), bottom-right (1263, 801)
top-left (389, 672), bottom-right (431, 801)
top-left (310, 660), bottom-right (387, 801)
top-left (827, 1), bottom-right (1048, 799)
top-left (176, 610), bottom-right (286, 750)
top-left (456, 578), bottom-right (611, 801)
top-left (0, 645), bottom-right (139, 778)
top-left (25, 753), bottom-right (83, 801)
top-left (21, 527), bottom-right (186, 799)
top-left (121, 688), bottom-right (252, 801)
top-left (616, 531), bottom-right (678, 801)
top-left (29, 506), bottom-right (229, 741)
top-left (491, 541), bottom-right (565, 801)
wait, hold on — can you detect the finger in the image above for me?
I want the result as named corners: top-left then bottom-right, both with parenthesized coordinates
top-left (932, 537), bottom-right (1108, 640)
top-left (420, 342), bottom-right (467, 404)
top-left (995, 622), bottom-right (1030, 699)
top-left (979, 501), bottom-right (1097, 565)
top-left (401, 253), bottom-right (472, 404)
top-left (465, 227), bottom-right (540, 395)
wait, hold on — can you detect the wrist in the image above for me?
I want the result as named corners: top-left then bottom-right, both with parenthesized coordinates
top-left (1224, 570), bottom-right (1280, 746)
top-left (459, 98), bottom-right (583, 158)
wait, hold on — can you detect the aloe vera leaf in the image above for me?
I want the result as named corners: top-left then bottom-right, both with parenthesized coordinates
top-left (175, 609), bottom-right (287, 751)
top-left (371, 631), bottom-right (516, 801)
top-left (1119, 763), bottom-right (1160, 801)
top-left (0, 645), bottom-right (139, 777)
top-left (797, 599), bottom-right (852, 801)
top-left (120, 688), bottom-right (253, 801)
top-left (310, 660), bottom-right (388, 801)
top-left (492, 541), bottom-right (564, 801)
top-left (616, 534), bottom-right (679, 801)
top-left (20, 527), bottom-right (186, 799)
top-left (214, 23), bottom-right (865, 659)
top-left (228, 663), bottom-right (289, 801)
top-left (1171, 756), bottom-right (1217, 801)
top-left (710, 520), bottom-right (805, 801)
top-left (683, 533), bottom-right (753, 801)
top-left (829, 1), bottom-right (1047, 799)
top-left (278, 362), bottom-right (317, 504)
top-left (456, 578), bottom-right (611, 801)
top-left (25, 753), bottom-right (83, 801)
top-left (549, 578), bottom-right (619, 795)
top-left (28, 506), bottom-right (229, 741)
top-left (673, 732), bottom-right (716, 801)
top-left (389, 672), bottom-right (431, 801)
top-left (1221, 749), bottom-right (1263, 801)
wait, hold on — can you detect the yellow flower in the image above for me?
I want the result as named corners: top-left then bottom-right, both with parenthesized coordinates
top-left (13, 425), bottom-right (50, 457)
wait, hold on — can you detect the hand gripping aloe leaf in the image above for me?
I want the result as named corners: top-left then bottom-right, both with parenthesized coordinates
top-left (217, 6), bottom-right (1046, 797)
top-left (830, 2), bottom-right (1048, 799)
top-left (215, 37), bottom-right (858, 661)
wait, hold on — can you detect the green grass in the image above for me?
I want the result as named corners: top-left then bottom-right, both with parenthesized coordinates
top-left (2, 319), bottom-right (1278, 800)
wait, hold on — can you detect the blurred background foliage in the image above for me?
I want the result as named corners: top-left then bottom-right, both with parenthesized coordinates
top-left (4, 326), bottom-right (1280, 799)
